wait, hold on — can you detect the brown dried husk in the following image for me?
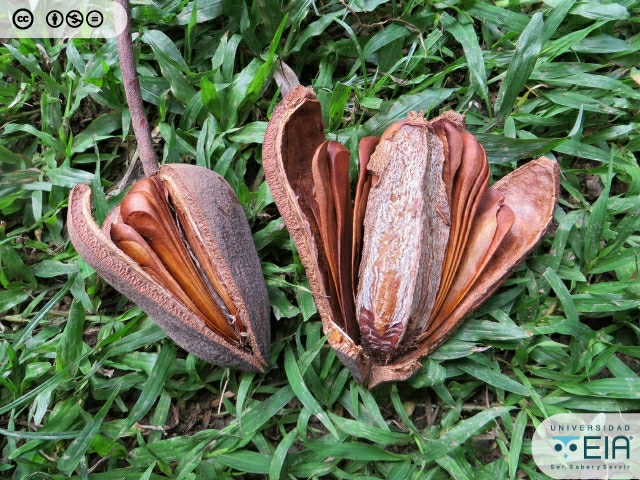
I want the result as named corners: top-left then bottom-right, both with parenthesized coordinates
top-left (68, 164), bottom-right (270, 371)
top-left (263, 86), bottom-right (560, 387)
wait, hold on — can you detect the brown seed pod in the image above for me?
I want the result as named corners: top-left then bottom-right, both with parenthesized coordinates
top-left (263, 86), bottom-right (559, 387)
top-left (67, 164), bottom-right (270, 371)
top-left (67, 0), bottom-right (269, 372)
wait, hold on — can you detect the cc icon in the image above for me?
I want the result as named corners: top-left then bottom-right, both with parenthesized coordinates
top-left (12, 8), bottom-right (34, 30)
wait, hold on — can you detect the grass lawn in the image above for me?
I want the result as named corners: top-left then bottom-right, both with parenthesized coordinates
top-left (1, 0), bottom-right (640, 478)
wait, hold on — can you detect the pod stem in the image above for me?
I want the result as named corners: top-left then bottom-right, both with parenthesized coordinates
top-left (115, 0), bottom-right (158, 177)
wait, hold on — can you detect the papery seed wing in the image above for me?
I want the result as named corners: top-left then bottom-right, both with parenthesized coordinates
top-left (353, 136), bottom-right (378, 288)
top-left (326, 141), bottom-right (358, 340)
top-left (429, 189), bottom-right (515, 327)
top-left (309, 141), bottom-right (339, 300)
top-left (68, 181), bottom-right (269, 371)
top-left (305, 141), bottom-right (349, 337)
top-left (119, 177), bottom-right (238, 341)
top-left (419, 157), bottom-right (559, 350)
top-left (110, 221), bottom-right (195, 311)
top-left (162, 177), bottom-right (243, 336)
top-left (430, 131), bottom-right (489, 324)
top-left (158, 164), bottom-right (271, 362)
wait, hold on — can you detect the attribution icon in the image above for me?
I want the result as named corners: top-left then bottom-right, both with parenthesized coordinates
top-left (46, 10), bottom-right (64, 28)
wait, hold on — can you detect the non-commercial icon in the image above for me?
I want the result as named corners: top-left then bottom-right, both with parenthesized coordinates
top-left (12, 8), bottom-right (34, 30)
top-left (66, 10), bottom-right (83, 28)
top-left (86, 10), bottom-right (104, 28)
top-left (46, 10), bottom-right (64, 28)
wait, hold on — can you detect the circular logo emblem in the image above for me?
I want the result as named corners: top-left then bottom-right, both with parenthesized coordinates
top-left (86, 10), bottom-right (104, 28)
top-left (46, 10), bottom-right (64, 28)
top-left (12, 8), bottom-right (34, 30)
top-left (66, 10), bottom-right (84, 28)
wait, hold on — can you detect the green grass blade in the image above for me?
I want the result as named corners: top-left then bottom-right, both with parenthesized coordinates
top-left (13, 275), bottom-right (74, 348)
top-left (117, 343), bottom-right (176, 437)
top-left (268, 428), bottom-right (298, 480)
top-left (508, 409), bottom-right (528, 479)
top-left (440, 13), bottom-right (488, 105)
top-left (58, 385), bottom-right (121, 475)
top-left (284, 344), bottom-right (338, 438)
top-left (543, 268), bottom-right (580, 323)
top-left (421, 407), bottom-right (513, 463)
top-left (55, 300), bottom-right (85, 374)
top-left (494, 12), bottom-right (544, 120)
top-left (583, 156), bottom-right (614, 268)
top-left (455, 358), bottom-right (533, 396)
top-left (542, 0), bottom-right (577, 43)
top-left (303, 440), bottom-right (408, 461)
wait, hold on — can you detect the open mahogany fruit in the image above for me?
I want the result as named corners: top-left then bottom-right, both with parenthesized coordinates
top-left (68, 164), bottom-right (270, 372)
top-left (263, 86), bottom-right (559, 387)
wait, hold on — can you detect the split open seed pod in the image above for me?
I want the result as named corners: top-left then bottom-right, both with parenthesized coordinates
top-left (68, 164), bottom-right (270, 371)
top-left (263, 86), bottom-right (560, 387)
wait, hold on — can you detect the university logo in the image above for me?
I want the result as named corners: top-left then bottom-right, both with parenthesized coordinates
top-left (551, 436), bottom-right (580, 459)
top-left (532, 413), bottom-right (640, 478)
